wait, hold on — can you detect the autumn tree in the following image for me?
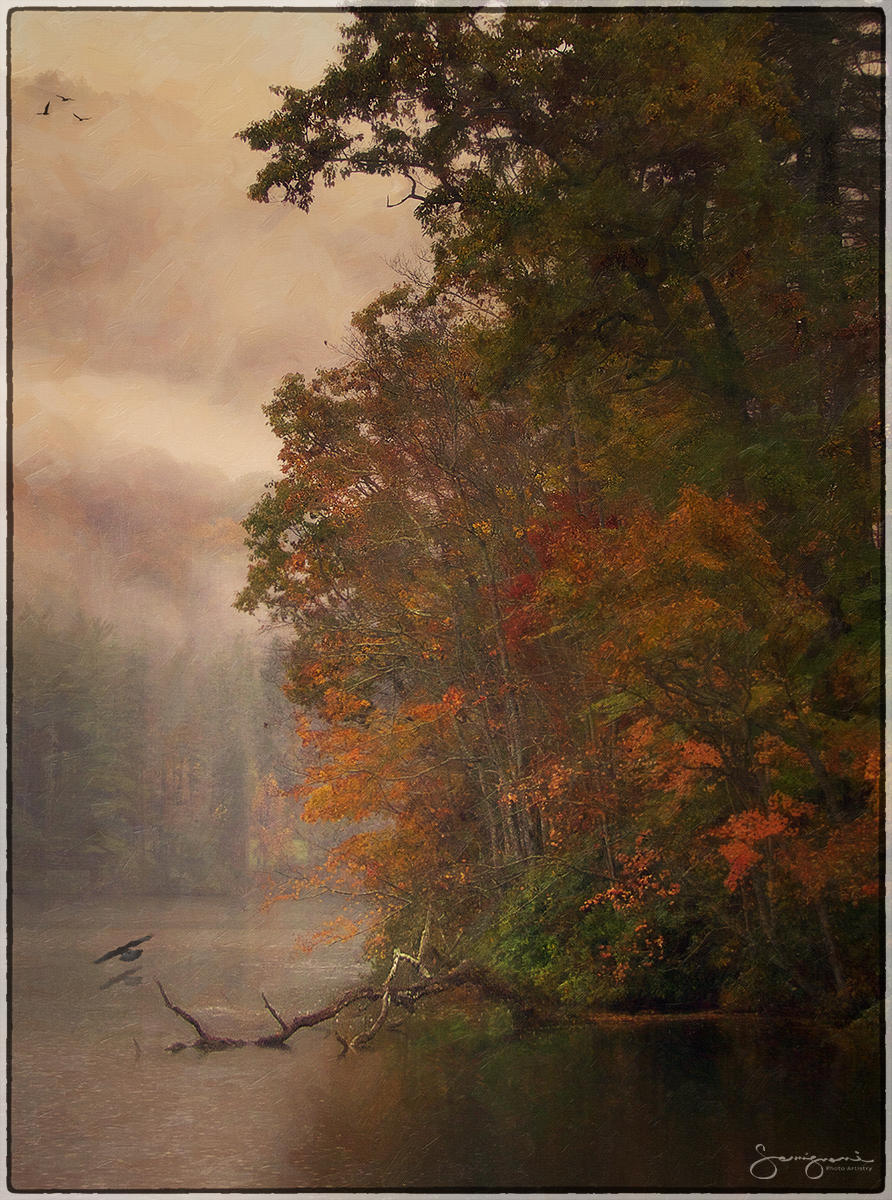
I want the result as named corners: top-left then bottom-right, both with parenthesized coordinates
top-left (238, 10), bottom-right (881, 1014)
top-left (528, 487), bottom-right (880, 1007)
top-left (241, 5), bottom-right (881, 721)
top-left (238, 286), bottom-right (584, 947)
top-left (241, 11), bottom-right (877, 472)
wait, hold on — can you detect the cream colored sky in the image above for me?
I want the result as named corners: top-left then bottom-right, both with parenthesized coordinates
top-left (11, 7), bottom-right (422, 478)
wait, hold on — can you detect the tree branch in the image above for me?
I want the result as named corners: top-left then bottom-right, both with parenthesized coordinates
top-left (156, 979), bottom-right (247, 1051)
top-left (156, 958), bottom-right (551, 1055)
top-left (262, 992), bottom-right (289, 1032)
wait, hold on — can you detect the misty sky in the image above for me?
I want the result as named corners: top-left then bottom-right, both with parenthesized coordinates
top-left (12, 8), bottom-right (419, 476)
top-left (11, 7), bottom-right (421, 641)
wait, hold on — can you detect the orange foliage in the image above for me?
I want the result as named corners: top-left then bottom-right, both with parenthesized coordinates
top-left (712, 794), bottom-right (814, 891)
top-left (582, 835), bottom-right (681, 912)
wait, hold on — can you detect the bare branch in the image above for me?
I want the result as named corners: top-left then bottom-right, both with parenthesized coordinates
top-left (156, 979), bottom-right (211, 1042)
top-left (156, 980), bottom-right (247, 1051)
top-left (386, 172), bottom-right (427, 207)
top-left (262, 992), bottom-right (289, 1032)
top-left (156, 959), bottom-right (552, 1055)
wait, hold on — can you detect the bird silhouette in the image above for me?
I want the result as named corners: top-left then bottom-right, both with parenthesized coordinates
top-left (37, 101), bottom-right (50, 116)
top-left (56, 94), bottom-right (74, 102)
top-left (72, 113), bottom-right (91, 122)
top-left (94, 934), bottom-right (153, 964)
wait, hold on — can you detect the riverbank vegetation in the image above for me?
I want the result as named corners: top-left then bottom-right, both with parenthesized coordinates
top-left (236, 10), bottom-right (882, 1022)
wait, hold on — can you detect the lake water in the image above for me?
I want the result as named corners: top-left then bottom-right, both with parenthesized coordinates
top-left (10, 896), bottom-right (885, 1191)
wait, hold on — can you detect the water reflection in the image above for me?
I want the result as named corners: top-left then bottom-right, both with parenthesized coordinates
top-left (293, 1020), bottom-right (882, 1191)
top-left (11, 898), bottom-right (884, 1191)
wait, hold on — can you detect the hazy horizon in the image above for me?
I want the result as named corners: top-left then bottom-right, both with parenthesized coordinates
top-left (10, 8), bottom-right (422, 900)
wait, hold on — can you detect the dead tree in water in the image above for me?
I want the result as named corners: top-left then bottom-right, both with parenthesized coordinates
top-left (157, 927), bottom-right (550, 1054)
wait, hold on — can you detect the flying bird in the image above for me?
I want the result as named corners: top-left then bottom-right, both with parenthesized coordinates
top-left (94, 934), bottom-right (153, 964)
top-left (56, 94), bottom-right (74, 102)
top-left (37, 101), bottom-right (50, 116)
top-left (72, 113), bottom-right (91, 122)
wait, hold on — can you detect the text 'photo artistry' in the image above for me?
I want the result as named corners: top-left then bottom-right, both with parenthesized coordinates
top-left (7, 3), bottom-right (885, 1194)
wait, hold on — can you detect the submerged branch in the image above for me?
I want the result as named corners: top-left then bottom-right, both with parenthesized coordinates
top-left (156, 957), bottom-right (552, 1055)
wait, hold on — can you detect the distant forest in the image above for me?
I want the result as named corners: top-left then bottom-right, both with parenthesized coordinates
top-left (234, 10), bottom-right (882, 1018)
top-left (11, 452), bottom-right (303, 897)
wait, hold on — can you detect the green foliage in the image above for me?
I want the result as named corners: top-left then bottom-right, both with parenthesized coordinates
top-left (474, 858), bottom-right (726, 1012)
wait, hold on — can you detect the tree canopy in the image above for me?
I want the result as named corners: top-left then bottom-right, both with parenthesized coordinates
top-left (237, 10), bottom-right (882, 1016)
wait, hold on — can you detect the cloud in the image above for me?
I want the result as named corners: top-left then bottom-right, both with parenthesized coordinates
top-left (10, 10), bottom-right (427, 653)
top-left (14, 438), bottom-right (270, 651)
top-left (12, 28), bottom-right (422, 421)
top-left (15, 368), bottom-right (284, 479)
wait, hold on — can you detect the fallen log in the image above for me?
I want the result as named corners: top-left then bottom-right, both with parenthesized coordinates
top-left (156, 958), bottom-right (552, 1054)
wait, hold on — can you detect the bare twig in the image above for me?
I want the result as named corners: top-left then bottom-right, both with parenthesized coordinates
top-left (261, 992), bottom-right (289, 1032)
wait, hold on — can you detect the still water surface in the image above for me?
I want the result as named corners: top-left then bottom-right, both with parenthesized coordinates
top-left (11, 896), bottom-right (884, 1191)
